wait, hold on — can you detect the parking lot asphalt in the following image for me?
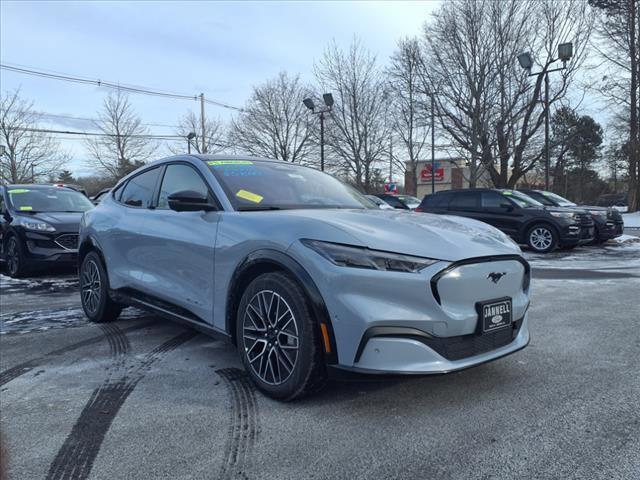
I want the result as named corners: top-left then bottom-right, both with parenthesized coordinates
top-left (1, 239), bottom-right (639, 480)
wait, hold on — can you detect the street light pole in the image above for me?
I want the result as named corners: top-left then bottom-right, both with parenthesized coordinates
top-left (303, 94), bottom-right (334, 172)
top-left (320, 111), bottom-right (325, 172)
top-left (544, 72), bottom-right (550, 190)
top-left (200, 93), bottom-right (206, 154)
top-left (431, 94), bottom-right (436, 195)
top-left (517, 42), bottom-right (573, 191)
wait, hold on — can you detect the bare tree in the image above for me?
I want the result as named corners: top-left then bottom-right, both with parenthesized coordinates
top-left (228, 71), bottom-right (312, 162)
top-left (590, 0), bottom-right (640, 210)
top-left (85, 90), bottom-right (157, 180)
top-left (169, 111), bottom-right (226, 155)
top-left (386, 38), bottom-right (431, 194)
top-left (315, 39), bottom-right (391, 192)
top-left (0, 89), bottom-right (67, 183)
top-left (423, 0), bottom-right (593, 188)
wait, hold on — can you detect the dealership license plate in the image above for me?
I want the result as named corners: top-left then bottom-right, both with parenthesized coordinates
top-left (478, 298), bottom-right (512, 333)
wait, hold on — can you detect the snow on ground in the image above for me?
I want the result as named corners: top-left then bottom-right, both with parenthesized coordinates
top-left (623, 211), bottom-right (640, 228)
top-left (523, 236), bottom-right (640, 271)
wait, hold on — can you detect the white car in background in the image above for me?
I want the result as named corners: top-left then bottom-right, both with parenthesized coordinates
top-left (366, 195), bottom-right (394, 210)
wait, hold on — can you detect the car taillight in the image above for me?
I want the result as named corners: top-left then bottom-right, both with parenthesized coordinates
top-left (415, 207), bottom-right (423, 212)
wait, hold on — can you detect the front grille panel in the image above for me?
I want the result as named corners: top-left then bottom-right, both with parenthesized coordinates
top-left (55, 234), bottom-right (79, 250)
top-left (576, 213), bottom-right (594, 226)
top-left (421, 319), bottom-right (522, 361)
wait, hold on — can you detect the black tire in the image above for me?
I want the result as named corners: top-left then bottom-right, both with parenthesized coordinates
top-left (80, 251), bottom-right (122, 323)
top-left (4, 235), bottom-right (31, 278)
top-left (236, 272), bottom-right (327, 401)
top-left (526, 224), bottom-right (558, 253)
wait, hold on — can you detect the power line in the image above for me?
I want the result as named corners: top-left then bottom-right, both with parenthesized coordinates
top-left (22, 127), bottom-right (185, 140)
top-left (1, 63), bottom-right (243, 111)
top-left (35, 111), bottom-right (180, 129)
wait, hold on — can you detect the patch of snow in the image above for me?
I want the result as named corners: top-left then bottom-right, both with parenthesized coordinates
top-left (622, 212), bottom-right (640, 228)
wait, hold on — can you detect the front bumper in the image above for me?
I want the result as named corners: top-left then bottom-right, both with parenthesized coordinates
top-left (348, 314), bottom-right (529, 374)
top-left (594, 217), bottom-right (624, 240)
top-left (288, 242), bottom-right (531, 374)
top-left (558, 221), bottom-right (594, 246)
top-left (22, 231), bottom-right (79, 264)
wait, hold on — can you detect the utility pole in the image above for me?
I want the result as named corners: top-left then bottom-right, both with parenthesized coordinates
top-left (200, 93), bottom-right (207, 154)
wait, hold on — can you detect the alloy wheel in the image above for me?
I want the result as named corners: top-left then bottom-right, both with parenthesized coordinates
top-left (530, 227), bottom-right (553, 251)
top-left (7, 239), bottom-right (19, 276)
top-left (242, 290), bottom-right (299, 385)
top-left (81, 259), bottom-right (102, 315)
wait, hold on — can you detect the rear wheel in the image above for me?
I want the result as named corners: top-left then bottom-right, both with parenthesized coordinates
top-left (80, 251), bottom-right (122, 323)
top-left (236, 272), bottom-right (327, 400)
top-left (526, 224), bottom-right (558, 253)
top-left (5, 235), bottom-right (31, 278)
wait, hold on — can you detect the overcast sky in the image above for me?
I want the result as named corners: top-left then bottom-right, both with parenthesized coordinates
top-left (1, 0), bottom-right (441, 176)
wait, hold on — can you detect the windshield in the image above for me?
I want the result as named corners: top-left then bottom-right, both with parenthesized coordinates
top-left (397, 195), bottom-right (421, 205)
top-left (503, 190), bottom-right (544, 208)
top-left (7, 187), bottom-right (94, 213)
top-left (539, 191), bottom-right (576, 207)
top-left (206, 160), bottom-right (374, 210)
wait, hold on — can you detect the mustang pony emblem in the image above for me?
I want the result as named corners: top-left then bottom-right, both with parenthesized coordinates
top-left (487, 272), bottom-right (507, 283)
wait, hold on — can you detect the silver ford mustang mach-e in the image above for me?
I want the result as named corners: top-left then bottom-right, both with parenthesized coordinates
top-left (79, 155), bottom-right (531, 400)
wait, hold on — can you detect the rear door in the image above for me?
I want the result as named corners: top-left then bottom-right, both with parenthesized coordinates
top-left (446, 191), bottom-right (482, 220)
top-left (106, 166), bottom-right (163, 287)
top-left (137, 162), bottom-right (220, 323)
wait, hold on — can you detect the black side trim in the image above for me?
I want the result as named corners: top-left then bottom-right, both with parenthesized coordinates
top-left (228, 249), bottom-right (339, 364)
top-left (430, 254), bottom-right (530, 304)
top-left (112, 287), bottom-right (230, 340)
top-left (353, 326), bottom-right (434, 363)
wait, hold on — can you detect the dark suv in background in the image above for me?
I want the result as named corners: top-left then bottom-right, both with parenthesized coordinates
top-left (417, 188), bottom-right (594, 253)
top-left (518, 189), bottom-right (624, 243)
top-left (0, 185), bottom-right (94, 277)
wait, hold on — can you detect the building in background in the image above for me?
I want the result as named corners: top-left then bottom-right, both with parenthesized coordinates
top-left (406, 158), bottom-right (492, 198)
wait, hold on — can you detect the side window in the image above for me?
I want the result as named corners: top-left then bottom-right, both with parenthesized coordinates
top-left (157, 164), bottom-right (210, 210)
top-left (449, 192), bottom-right (479, 210)
top-left (481, 192), bottom-right (508, 208)
top-left (422, 194), bottom-right (449, 208)
top-left (120, 167), bottom-right (161, 208)
top-left (0, 192), bottom-right (5, 212)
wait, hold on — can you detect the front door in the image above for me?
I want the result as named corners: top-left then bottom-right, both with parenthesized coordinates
top-left (138, 163), bottom-right (219, 323)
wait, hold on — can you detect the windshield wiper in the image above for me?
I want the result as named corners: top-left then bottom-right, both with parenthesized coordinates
top-left (236, 205), bottom-right (284, 211)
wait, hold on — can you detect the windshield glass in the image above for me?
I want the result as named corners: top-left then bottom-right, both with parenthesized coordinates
top-left (397, 195), bottom-right (421, 205)
top-left (503, 190), bottom-right (544, 208)
top-left (540, 191), bottom-right (576, 207)
top-left (206, 160), bottom-right (374, 210)
top-left (7, 187), bottom-right (94, 213)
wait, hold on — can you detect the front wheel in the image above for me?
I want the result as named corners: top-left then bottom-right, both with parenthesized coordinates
top-left (236, 272), bottom-right (327, 400)
top-left (80, 251), bottom-right (122, 323)
top-left (526, 224), bottom-right (558, 253)
top-left (5, 236), bottom-right (31, 278)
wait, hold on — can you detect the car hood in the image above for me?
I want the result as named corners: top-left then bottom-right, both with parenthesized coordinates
top-left (279, 209), bottom-right (521, 261)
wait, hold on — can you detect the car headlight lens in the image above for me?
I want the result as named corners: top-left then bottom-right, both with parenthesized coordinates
top-left (302, 239), bottom-right (439, 273)
top-left (548, 210), bottom-right (575, 219)
top-left (587, 210), bottom-right (607, 218)
top-left (18, 217), bottom-right (56, 232)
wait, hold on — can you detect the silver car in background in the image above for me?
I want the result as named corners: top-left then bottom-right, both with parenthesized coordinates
top-left (79, 155), bottom-right (531, 400)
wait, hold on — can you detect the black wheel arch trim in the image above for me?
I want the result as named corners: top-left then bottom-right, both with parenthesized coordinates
top-left (227, 248), bottom-right (339, 365)
top-left (430, 254), bottom-right (531, 305)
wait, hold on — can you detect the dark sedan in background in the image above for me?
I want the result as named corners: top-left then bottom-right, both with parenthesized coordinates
top-left (518, 189), bottom-right (624, 243)
top-left (0, 185), bottom-right (94, 277)
top-left (417, 188), bottom-right (594, 253)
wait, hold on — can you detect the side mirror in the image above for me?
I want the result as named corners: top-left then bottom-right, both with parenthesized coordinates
top-left (500, 202), bottom-right (514, 212)
top-left (168, 190), bottom-right (216, 212)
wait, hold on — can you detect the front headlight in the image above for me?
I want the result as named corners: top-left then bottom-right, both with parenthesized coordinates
top-left (302, 239), bottom-right (439, 273)
top-left (587, 210), bottom-right (607, 218)
top-left (548, 210), bottom-right (576, 219)
top-left (18, 217), bottom-right (56, 232)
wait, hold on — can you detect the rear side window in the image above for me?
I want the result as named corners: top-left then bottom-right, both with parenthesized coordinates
top-left (421, 194), bottom-right (449, 208)
top-left (157, 164), bottom-right (210, 209)
top-left (449, 192), bottom-right (479, 210)
top-left (381, 196), bottom-right (405, 209)
top-left (481, 192), bottom-right (508, 208)
top-left (120, 167), bottom-right (161, 208)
